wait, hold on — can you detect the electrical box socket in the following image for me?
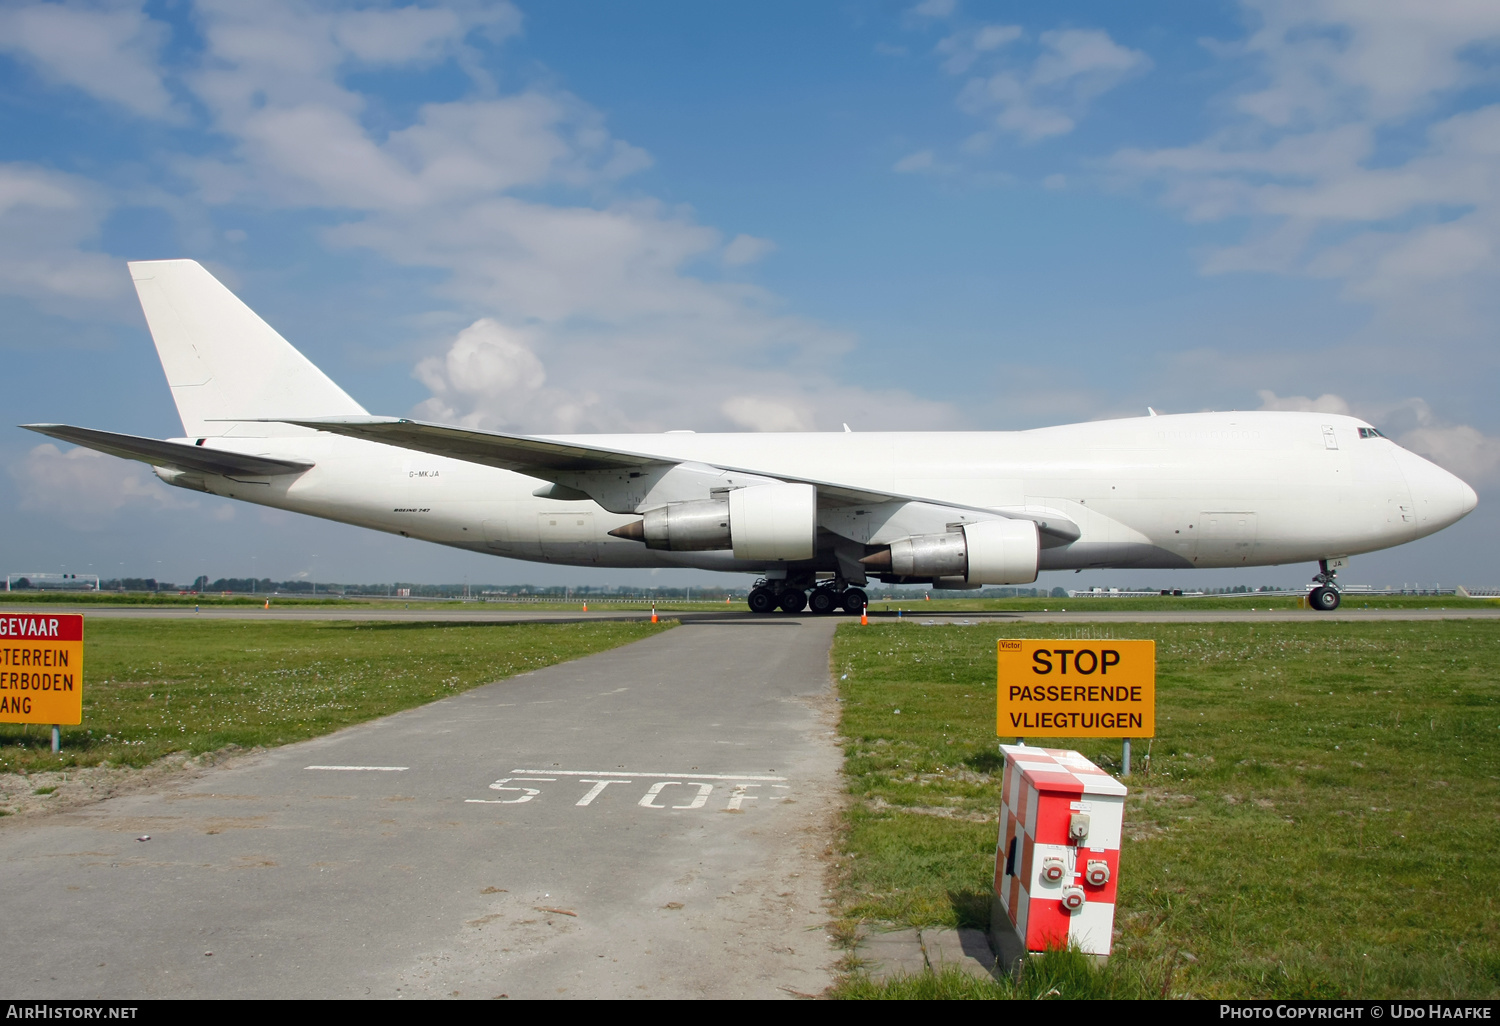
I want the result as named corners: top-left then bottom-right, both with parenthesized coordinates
top-left (1040, 856), bottom-right (1066, 884)
top-left (1085, 860), bottom-right (1110, 887)
top-left (1068, 812), bottom-right (1091, 843)
top-left (1060, 886), bottom-right (1087, 913)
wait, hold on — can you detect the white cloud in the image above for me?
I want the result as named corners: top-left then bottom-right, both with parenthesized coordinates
top-left (10, 444), bottom-right (195, 530)
top-left (723, 234), bottom-right (776, 266)
top-left (410, 318), bottom-right (597, 431)
top-left (164, 1), bottom-right (942, 433)
top-left (0, 163), bottom-right (127, 310)
top-left (1114, 1), bottom-right (1500, 315)
top-left (1257, 390), bottom-right (1500, 489)
top-left (910, 0), bottom-right (957, 20)
top-left (332, 5), bottom-right (508, 65)
top-left (1255, 389), bottom-right (1351, 414)
top-left (951, 28), bottom-right (1150, 144)
top-left (1399, 422), bottom-right (1500, 490)
top-left (722, 396), bottom-right (813, 433)
top-left (892, 149), bottom-right (956, 175)
top-left (416, 318), bottom-right (546, 398)
top-left (936, 24), bottom-right (1021, 74)
top-left (0, 0), bottom-right (958, 438)
top-left (409, 310), bottom-right (960, 435)
top-left (0, 0), bottom-right (177, 119)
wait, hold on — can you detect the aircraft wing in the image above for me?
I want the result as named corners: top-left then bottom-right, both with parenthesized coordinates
top-left (281, 417), bottom-right (666, 473)
top-left (22, 424), bottom-right (313, 477)
top-left (283, 416), bottom-right (1080, 544)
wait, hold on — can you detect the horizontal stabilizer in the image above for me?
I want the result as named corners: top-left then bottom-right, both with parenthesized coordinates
top-left (21, 424), bottom-right (313, 477)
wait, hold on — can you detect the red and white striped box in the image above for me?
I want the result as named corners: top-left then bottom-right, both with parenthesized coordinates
top-left (991, 745), bottom-right (1126, 959)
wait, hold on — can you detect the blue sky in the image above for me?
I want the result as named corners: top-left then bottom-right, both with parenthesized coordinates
top-left (2, 0), bottom-right (1498, 589)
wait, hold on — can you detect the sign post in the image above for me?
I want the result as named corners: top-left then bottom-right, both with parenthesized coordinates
top-left (0, 614), bottom-right (84, 748)
top-left (997, 639), bottom-right (1155, 773)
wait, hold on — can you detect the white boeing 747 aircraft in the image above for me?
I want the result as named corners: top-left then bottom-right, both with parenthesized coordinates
top-left (24, 260), bottom-right (1478, 613)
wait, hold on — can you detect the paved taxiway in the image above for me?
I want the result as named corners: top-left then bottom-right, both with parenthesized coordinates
top-left (0, 618), bottom-right (841, 999)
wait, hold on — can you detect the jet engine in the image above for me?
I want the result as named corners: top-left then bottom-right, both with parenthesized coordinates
top-left (609, 482), bottom-right (817, 561)
top-left (862, 518), bottom-right (1039, 585)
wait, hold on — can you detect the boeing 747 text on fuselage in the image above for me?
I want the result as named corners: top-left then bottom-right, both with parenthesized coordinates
top-left (23, 261), bottom-right (1478, 613)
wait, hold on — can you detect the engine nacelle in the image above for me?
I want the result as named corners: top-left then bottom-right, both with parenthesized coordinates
top-left (729, 482), bottom-right (817, 561)
top-left (610, 482), bottom-right (818, 561)
top-left (640, 499), bottom-right (731, 551)
top-left (886, 519), bottom-right (1039, 584)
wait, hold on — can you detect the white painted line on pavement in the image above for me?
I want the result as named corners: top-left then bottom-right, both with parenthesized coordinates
top-left (511, 768), bottom-right (786, 781)
top-left (305, 765), bottom-right (409, 771)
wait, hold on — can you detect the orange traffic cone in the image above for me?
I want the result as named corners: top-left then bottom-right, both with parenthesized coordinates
top-left (860, 604), bottom-right (868, 626)
top-left (263, 599), bottom-right (269, 610)
top-left (582, 601), bottom-right (588, 612)
top-left (651, 603), bottom-right (658, 624)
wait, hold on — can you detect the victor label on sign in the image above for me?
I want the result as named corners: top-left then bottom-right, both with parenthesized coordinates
top-left (997, 639), bottom-right (1154, 738)
top-left (0, 614), bottom-right (83, 724)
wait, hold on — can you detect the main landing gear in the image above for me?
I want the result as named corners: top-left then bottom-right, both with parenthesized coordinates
top-left (1308, 559), bottom-right (1342, 611)
top-left (747, 578), bottom-right (867, 615)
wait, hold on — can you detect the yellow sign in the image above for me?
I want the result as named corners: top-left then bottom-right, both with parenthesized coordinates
top-left (0, 613), bottom-right (83, 725)
top-left (997, 639), bottom-right (1154, 738)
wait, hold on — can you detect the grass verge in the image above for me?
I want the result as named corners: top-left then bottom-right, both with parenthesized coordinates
top-left (0, 593), bottom-right (754, 612)
top-left (864, 594), bottom-right (1498, 613)
top-left (0, 618), bottom-right (671, 775)
top-left (830, 620), bottom-right (1500, 999)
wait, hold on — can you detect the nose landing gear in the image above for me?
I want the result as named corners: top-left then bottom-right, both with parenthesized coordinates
top-left (1308, 559), bottom-right (1343, 611)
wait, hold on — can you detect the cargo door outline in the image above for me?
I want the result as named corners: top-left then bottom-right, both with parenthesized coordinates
top-left (482, 512), bottom-right (541, 558)
top-left (538, 510), bottom-right (599, 563)
top-left (1195, 511), bottom-right (1258, 565)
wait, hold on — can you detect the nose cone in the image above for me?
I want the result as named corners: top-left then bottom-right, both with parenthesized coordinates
top-left (1392, 445), bottom-right (1478, 534)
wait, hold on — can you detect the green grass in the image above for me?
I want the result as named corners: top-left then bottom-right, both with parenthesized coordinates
top-left (831, 949), bottom-right (1169, 999)
top-left (0, 618), bottom-right (671, 774)
top-left (867, 594), bottom-right (1498, 613)
top-left (0, 591), bottom-right (348, 606)
top-left (831, 620), bottom-right (1500, 999)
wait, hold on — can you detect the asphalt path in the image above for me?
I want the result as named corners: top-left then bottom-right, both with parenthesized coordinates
top-left (7, 604), bottom-right (1494, 624)
top-left (0, 617), bottom-right (842, 999)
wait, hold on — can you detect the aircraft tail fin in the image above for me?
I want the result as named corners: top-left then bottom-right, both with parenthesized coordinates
top-left (128, 259), bottom-right (367, 437)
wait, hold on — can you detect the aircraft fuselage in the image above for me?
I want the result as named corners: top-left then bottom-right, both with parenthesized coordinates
top-left (155, 410), bottom-right (1475, 576)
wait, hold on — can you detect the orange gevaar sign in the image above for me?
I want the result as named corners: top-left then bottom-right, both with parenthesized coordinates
top-left (997, 638), bottom-right (1155, 738)
top-left (0, 613), bottom-right (83, 725)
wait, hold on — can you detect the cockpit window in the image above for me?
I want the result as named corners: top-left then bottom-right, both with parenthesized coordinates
top-left (1358, 427), bottom-right (1387, 439)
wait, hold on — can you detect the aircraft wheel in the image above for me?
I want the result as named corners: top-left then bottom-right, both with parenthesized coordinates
top-left (747, 586), bottom-right (777, 614)
top-left (1309, 586), bottom-right (1341, 611)
top-left (808, 589), bottom-right (838, 615)
top-left (840, 587), bottom-right (868, 614)
top-left (779, 589), bottom-right (808, 614)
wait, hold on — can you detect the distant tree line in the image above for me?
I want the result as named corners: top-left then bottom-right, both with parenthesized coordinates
top-left (70, 578), bottom-right (753, 599)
